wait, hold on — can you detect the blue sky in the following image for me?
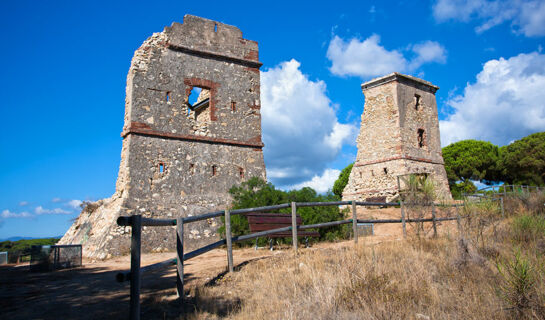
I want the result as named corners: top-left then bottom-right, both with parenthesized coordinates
top-left (1, 0), bottom-right (544, 238)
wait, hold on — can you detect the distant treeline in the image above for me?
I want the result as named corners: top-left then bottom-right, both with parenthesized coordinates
top-left (443, 131), bottom-right (545, 198)
top-left (0, 238), bottom-right (60, 263)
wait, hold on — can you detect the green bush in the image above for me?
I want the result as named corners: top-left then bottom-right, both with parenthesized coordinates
top-left (333, 163), bottom-right (353, 198)
top-left (219, 177), bottom-right (350, 246)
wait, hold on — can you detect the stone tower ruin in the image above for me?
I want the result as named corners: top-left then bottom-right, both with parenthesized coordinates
top-left (342, 73), bottom-right (451, 202)
top-left (59, 15), bottom-right (266, 259)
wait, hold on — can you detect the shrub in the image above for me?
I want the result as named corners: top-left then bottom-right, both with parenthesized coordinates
top-left (497, 250), bottom-right (536, 317)
top-left (511, 215), bottom-right (545, 243)
top-left (219, 178), bottom-right (349, 246)
top-left (461, 199), bottom-right (500, 248)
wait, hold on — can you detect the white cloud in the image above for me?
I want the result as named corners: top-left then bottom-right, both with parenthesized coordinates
top-left (1, 209), bottom-right (31, 218)
top-left (261, 59), bottom-right (358, 188)
top-left (288, 169), bottom-right (341, 194)
top-left (19, 201), bottom-right (28, 206)
top-left (66, 199), bottom-right (82, 209)
top-left (409, 41), bottom-right (447, 69)
top-left (326, 35), bottom-right (446, 78)
top-left (432, 0), bottom-right (545, 37)
top-left (35, 206), bottom-right (72, 215)
top-left (440, 51), bottom-right (545, 146)
top-left (51, 197), bottom-right (62, 203)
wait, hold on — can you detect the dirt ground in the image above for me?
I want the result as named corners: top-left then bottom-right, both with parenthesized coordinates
top-left (0, 207), bottom-right (459, 319)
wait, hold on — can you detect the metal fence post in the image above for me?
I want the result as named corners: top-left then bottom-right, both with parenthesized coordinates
top-left (176, 218), bottom-right (184, 301)
top-left (431, 203), bottom-right (437, 238)
top-left (225, 209), bottom-right (234, 273)
top-left (130, 215), bottom-right (142, 320)
top-left (291, 202), bottom-right (298, 252)
top-left (351, 201), bottom-right (358, 244)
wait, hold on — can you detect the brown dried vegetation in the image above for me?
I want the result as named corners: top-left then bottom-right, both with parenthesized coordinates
top-left (183, 193), bottom-right (545, 319)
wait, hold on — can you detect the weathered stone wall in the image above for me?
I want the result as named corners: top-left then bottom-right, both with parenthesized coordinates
top-left (60, 15), bottom-right (266, 259)
top-left (343, 73), bottom-right (451, 202)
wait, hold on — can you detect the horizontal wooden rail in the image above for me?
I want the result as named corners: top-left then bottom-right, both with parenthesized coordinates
top-left (296, 201), bottom-right (351, 207)
top-left (183, 239), bottom-right (226, 260)
top-left (354, 201), bottom-right (400, 206)
top-left (182, 203), bottom-right (291, 223)
top-left (298, 219), bottom-right (352, 229)
top-left (232, 226), bottom-right (293, 242)
top-left (117, 216), bottom-right (176, 227)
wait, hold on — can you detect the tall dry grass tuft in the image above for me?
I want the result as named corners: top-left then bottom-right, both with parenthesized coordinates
top-left (193, 238), bottom-right (508, 319)
top-left (402, 175), bottom-right (437, 237)
top-left (504, 191), bottom-right (545, 217)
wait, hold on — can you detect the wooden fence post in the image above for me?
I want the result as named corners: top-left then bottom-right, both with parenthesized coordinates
top-left (455, 205), bottom-right (462, 234)
top-left (225, 209), bottom-right (234, 273)
top-left (397, 176), bottom-right (407, 239)
top-left (352, 201), bottom-right (358, 244)
top-left (130, 215), bottom-right (142, 320)
top-left (431, 203), bottom-right (437, 238)
top-left (401, 201), bottom-right (406, 239)
top-left (176, 218), bottom-right (184, 301)
top-left (500, 197), bottom-right (505, 217)
top-left (503, 185), bottom-right (507, 198)
top-left (291, 202), bottom-right (298, 253)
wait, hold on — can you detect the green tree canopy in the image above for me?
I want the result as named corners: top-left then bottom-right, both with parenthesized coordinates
top-left (332, 163), bottom-right (354, 198)
top-left (442, 140), bottom-right (500, 185)
top-left (499, 132), bottom-right (545, 186)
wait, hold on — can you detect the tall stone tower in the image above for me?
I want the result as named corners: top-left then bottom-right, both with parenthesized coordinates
top-left (60, 15), bottom-right (266, 259)
top-left (342, 73), bottom-right (451, 202)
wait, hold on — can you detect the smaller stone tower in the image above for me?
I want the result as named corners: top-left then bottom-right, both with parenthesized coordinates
top-left (343, 73), bottom-right (451, 202)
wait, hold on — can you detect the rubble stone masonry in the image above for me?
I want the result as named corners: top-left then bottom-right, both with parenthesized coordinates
top-left (342, 73), bottom-right (451, 202)
top-left (59, 15), bottom-right (266, 259)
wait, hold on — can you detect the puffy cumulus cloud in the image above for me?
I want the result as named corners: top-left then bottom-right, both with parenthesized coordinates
top-left (1, 209), bottom-right (32, 218)
top-left (66, 199), bottom-right (82, 209)
top-left (35, 206), bottom-right (72, 215)
top-left (440, 51), bottom-right (545, 146)
top-left (409, 41), bottom-right (448, 69)
top-left (288, 169), bottom-right (341, 194)
top-left (261, 60), bottom-right (358, 188)
top-left (326, 35), bottom-right (446, 78)
top-left (432, 0), bottom-right (545, 37)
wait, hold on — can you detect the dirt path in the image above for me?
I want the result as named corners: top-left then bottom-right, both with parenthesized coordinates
top-left (0, 207), bottom-right (459, 319)
top-left (0, 247), bottom-right (278, 320)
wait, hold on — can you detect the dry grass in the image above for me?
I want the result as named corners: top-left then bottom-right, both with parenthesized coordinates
top-left (179, 194), bottom-right (545, 320)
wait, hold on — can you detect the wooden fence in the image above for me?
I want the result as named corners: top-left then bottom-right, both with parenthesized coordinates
top-left (115, 200), bottom-right (464, 320)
